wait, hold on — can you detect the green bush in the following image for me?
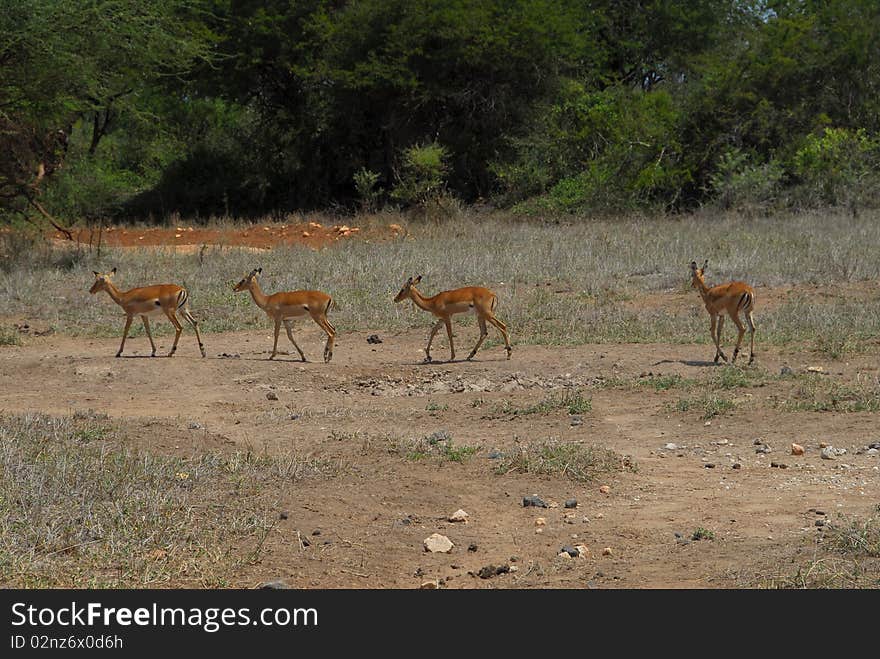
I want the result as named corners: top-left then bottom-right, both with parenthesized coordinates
top-left (501, 83), bottom-right (690, 214)
top-left (353, 167), bottom-right (382, 212)
top-left (391, 142), bottom-right (458, 219)
top-left (709, 149), bottom-right (785, 213)
top-left (792, 127), bottom-right (880, 209)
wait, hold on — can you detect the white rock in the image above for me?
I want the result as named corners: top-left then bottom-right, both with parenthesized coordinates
top-left (821, 447), bottom-right (836, 460)
top-left (448, 509), bottom-right (469, 523)
top-left (664, 443), bottom-right (678, 450)
top-left (424, 533), bottom-right (454, 553)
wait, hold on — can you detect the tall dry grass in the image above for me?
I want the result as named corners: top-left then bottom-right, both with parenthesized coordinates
top-left (2, 208), bottom-right (879, 353)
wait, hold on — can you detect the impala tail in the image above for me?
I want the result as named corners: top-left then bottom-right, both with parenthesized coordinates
top-left (737, 290), bottom-right (754, 313)
top-left (176, 288), bottom-right (189, 309)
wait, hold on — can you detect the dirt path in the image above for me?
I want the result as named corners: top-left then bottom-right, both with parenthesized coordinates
top-left (1, 328), bottom-right (878, 588)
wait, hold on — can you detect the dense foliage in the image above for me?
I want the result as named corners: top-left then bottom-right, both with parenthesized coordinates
top-left (2, 0), bottom-right (879, 224)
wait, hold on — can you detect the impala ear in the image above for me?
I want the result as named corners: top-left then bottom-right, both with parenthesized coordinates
top-left (702, 260), bottom-right (708, 271)
top-left (690, 261), bottom-right (698, 271)
top-left (110, 267), bottom-right (117, 275)
top-left (414, 275), bottom-right (422, 284)
top-left (92, 271), bottom-right (100, 277)
top-left (257, 267), bottom-right (262, 274)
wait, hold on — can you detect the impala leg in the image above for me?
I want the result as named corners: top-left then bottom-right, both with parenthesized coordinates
top-left (116, 314), bottom-right (134, 357)
top-left (270, 317), bottom-right (281, 360)
top-left (445, 318), bottom-right (455, 361)
top-left (710, 314), bottom-right (727, 363)
top-left (164, 310), bottom-right (184, 357)
top-left (283, 320), bottom-right (307, 362)
top-left (141, 315), bottom-right (156, 357)
top-left (746, 312), bottom-right (757, 364)
top-left (731, 313), bottom-right (747, 364)
top-left (468, 317), bottom-right (489, 360)
top-left (310, 312), bottom-right (336, 363)
top-left (486, 314), bottom-right (512, 360)
top-left (180, 308), bottom-right (206, 357)
top-left (425, 320), bottom-right (443, 362)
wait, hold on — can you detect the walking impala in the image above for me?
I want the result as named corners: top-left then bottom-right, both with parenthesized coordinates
top-left (690, 260), bottom-right (756, 364)
top-left (393, 275), bottom-right (511, 362)
top-left (233, 268), bottom-right (336, 362)
top-left (89, 268), bottom-right (206, 358)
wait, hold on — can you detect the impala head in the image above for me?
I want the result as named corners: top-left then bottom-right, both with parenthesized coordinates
top-left (393, 275), bottom-right (422, 303)
top-left (89, 267), bottom-right (117, 294)
top-left (233, 267), bottom-right (262, 292)
top-left (690, 260), bottom-right (708, 288)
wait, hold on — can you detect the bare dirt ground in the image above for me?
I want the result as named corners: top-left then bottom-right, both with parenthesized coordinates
top-left (46, 219), bottom-right (403, 251)
top-left (2, 319), bottom-right (878, 589)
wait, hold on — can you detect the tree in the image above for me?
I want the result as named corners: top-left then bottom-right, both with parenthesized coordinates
top-left (0, 0), bottom-right (213, 226)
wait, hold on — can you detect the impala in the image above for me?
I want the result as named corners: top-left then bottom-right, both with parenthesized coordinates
top-left (393, 275), bottom-right (511, 362)
top-left (233, 268), bottom-right (336, 362)
top-left (89, 268), bottom-right (206, 358)
top-left (690, 260), bottom-right (756, 364)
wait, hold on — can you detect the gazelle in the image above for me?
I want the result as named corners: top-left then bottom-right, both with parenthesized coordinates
top-left (89, 268), bottom-right (206, 358)
top-left (690, 260), bottom-right (756, 364)
top-left (233, 268), bottom-right (336, 363)
top-left (393, 275), bottom-right (511, 362)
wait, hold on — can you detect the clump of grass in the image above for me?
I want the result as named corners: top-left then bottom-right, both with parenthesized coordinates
top-left (751, 513), bottom-right (880, 589)
top-left (692, 527), bottom-right (715, 541)
top-left (494, 440), bottom-right (636, 483)
top-left (391, 430), bottom-right (478, 464)
top-left (496, 389), bottom-right (591, 416)
top-left (425, 401), bottom-right (449, 412)
top-left (826, 514), bottom-right (880, 557)
top-left (672, 394), bottom-right (737, 419)
top-left (756, 558), bottom-right (880, 589)
top-left (0, 326), bottom-right (22, 346)
top-left (708, 366), bottom-right (769, 390)
top-left (0, 413), bottom-right (337, 588)
top-left (815, 332), bottom-right (871, 359)
top-left (775, 379), bottom-right (880, 413)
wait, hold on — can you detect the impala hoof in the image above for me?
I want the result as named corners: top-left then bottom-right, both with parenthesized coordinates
top-left (423, 356), bottom-right (433, 363)
top-left (466, 354), bottom-right (476, 361)
top-left (115, 353), bottom-right (122, 358)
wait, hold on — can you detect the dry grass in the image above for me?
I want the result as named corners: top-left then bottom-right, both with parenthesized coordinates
top-left (752, 512), bottom-right (880, 589)
top-left (3, 208), bottom-right (880, 353)
top-left (0, 412), bottom-right (339, 587)
top-left (494, 439), bottom-right (636, 482)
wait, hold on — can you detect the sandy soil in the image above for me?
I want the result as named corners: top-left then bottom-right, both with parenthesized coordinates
top-left (2, 317), bottom-right (878, 589)
top-left (45, 220), bottom-right (404, 250)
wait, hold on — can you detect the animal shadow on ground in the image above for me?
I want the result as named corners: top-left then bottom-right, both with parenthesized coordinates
top-left (653, 358), bottom-right (721, 368)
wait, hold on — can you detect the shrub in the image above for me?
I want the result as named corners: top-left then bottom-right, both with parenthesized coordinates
top-left (709, 149), bottom-right (785, 213)
top-left (792, 127), bottom-right (880, 209)
top-left (391, 142), bottom-right (450, 211)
